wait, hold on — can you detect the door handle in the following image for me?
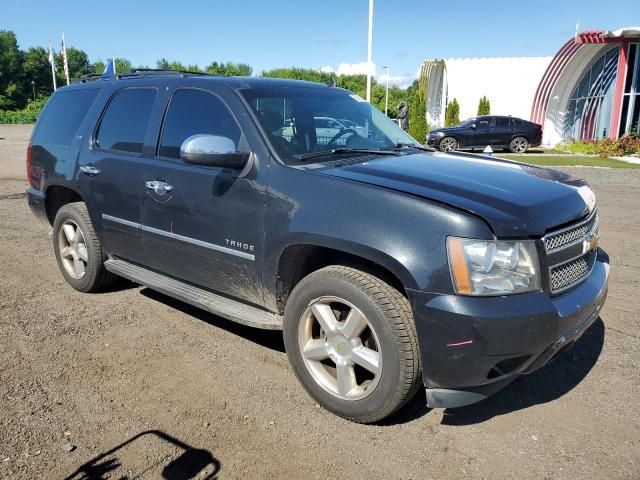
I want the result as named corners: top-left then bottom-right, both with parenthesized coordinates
top-left (79, 165), bottom-right (100, 176)
top-left (145, 180), bottom-right (174, 195)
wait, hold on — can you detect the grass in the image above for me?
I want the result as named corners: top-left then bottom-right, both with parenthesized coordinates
top-left (496, 154), bottom-right (640, 169)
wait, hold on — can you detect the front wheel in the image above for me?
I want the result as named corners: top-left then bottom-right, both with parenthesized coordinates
top-left (509, 136), bottom-right (529, 153)
top-left (439, 136), bottom-right (458, 152)
top-left (283, 266), bottom-right (421, 423)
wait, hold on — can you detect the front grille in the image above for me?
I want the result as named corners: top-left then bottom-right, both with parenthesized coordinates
top-left (550, 252), bottom-right (595, 293)
top-left (543, 211), bottom-right (598, 252)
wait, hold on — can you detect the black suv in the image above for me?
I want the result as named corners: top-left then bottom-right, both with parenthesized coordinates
top-left (26, 72), bottom-right (608, 423)
top-left (427, 115), bottom-right (543, 153)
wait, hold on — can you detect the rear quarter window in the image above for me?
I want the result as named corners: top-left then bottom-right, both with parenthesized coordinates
top-left (32, 89), bottom-right (100, 146)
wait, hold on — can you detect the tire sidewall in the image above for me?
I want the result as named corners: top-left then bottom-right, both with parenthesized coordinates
top-left (52, 204), bottom-right (97, 292)
top-left (283, 273), bottom-right (404, 421)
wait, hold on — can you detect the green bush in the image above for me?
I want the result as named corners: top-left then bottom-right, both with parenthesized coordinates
top-left (477, 96), bottom-right (490, 115)
top-left (558, 135), bottom-right (640, 157)
top-left (0, 97), bottom-right (47, 124)
top-left (445, 98), bottom-right (460, 127)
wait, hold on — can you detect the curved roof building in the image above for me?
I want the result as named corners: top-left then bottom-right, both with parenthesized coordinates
top-left (419, 27), bottom-right (640, 145)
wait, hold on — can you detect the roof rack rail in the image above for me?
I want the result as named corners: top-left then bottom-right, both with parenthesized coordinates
top-left (75, 69), bottom-right (213, 84)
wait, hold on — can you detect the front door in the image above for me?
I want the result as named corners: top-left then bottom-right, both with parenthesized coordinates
top-left (141, 87), bottom-right (265, 305)
top-left (79, 87), bottom-right (158, 265)
top-left (468, 117), bottom-right (492, 148)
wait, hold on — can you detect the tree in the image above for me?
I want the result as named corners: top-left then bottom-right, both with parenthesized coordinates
top-left (206, 61), bottom-right (251, 76)
top-left (56, 47), bottom-right (92, 82)
top-left (408, 91), bottom-right (428, 142)
top-left (22, 47), bottom-right (53, 97)
top-left (0, 30), bottom-right (25, 109)
top-left (445, 98), bottom-right (460, 127)
top-left (477, 96), bottom-right (490, 115)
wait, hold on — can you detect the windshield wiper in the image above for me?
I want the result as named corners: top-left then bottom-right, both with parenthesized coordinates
top-left (382, 143), bottom-right (435, 152)
top-left (298, 148), bottom-right (401, 161)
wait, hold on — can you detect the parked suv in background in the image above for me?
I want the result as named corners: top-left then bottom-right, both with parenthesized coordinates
top-left (427, 115), bottom-right (543, 153)
top-left (27, 72), bottom-right (608, 423)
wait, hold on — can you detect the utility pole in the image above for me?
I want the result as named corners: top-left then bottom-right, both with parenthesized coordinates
top-left (383, 66), bottom-right (389, 115)
top-left (31, 81), bottom-right (36, 102)
top-left (366, 0), bottom-right (373, 102)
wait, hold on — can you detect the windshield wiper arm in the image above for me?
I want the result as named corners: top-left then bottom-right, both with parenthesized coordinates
top-left (298, 148), bottom-right (401, 161)
top-left (382, 143), bottom-right (435, 152)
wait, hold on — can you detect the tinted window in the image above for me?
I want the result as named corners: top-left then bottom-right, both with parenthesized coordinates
top-left (476, 119), bottom-right (491, 129)
top-left (96, 88), bottom-right (156, 154)
top-left (33, 89), bottom-right (99, 146)
top-left (494, 117), bottom-right (509, 128)
top-left (159, 89), bottom-right (241, 159)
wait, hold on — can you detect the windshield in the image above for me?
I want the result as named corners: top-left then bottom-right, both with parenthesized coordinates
top-left (240, 86), bottom-right (419, 164)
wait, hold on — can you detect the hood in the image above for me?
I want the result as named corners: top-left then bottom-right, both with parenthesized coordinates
top-left (315, 152), bottom-right (595, 237)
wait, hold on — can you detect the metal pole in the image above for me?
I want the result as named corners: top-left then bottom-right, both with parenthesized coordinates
top-left (383, 66), bottom-right (389, 115)
top-left (366, 0), bottom-right (373, 102)
top-left (31, 81), bottom-right (36, 101)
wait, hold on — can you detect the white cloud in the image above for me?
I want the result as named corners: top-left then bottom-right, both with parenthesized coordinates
top-left (317, 62), bottom-right (419, 89)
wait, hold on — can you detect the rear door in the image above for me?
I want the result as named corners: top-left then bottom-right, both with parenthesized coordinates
top-left (140, 86), bottom-right (266, 305)
top-left (490, 117), bottom-right (513, 146)
top-left (78, 87), bottom-right (158, 265)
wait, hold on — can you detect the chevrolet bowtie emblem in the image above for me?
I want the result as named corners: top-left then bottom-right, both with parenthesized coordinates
top-left (582, 231), bottom-right (599, 255)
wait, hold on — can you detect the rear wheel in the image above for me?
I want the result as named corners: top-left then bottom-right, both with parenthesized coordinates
top-left (439, 136), bottom-right (458, 152)
top-left (283, 266), bottom-right (421, 423)
top-left (53, 202), bottom-right (117, 292)
top-left (509, 136), bottom-right (529, 153)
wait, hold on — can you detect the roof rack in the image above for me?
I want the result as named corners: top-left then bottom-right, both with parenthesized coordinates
top-left (77, 69), bottom-right (213, 83)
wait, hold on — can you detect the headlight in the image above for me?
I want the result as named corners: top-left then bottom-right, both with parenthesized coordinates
top-left (433, 131), bottom-right (445, 137)
top-left (447, 237), bottom-right (540, 296)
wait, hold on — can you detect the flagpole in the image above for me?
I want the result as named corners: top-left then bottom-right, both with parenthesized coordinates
top-left (113, 56), bottom-right (116, 75)
top-left (49, 42), bottom-right (57, 91)
top-left (61, 32), bottom-right (70, 85)
top-left (366, 0), bottom-right (374, 102)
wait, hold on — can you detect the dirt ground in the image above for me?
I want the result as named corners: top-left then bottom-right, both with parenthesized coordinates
top-left (0, 124), bottom-right (638, 479)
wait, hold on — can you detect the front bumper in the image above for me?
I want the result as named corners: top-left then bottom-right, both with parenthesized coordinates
top-left (408, 248), bottom-right (609, 408)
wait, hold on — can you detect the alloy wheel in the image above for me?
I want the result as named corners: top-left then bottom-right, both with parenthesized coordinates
top-left (298, 296), bottom-right (382, 400)
top-left (440, 137), bottom-right (457, 152)
top-left (58, 219), bottom-right (89, 279)
top-left (511, 137), bottom-right (528, 153)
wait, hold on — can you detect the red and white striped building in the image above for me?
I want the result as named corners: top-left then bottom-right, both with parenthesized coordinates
top-left (420, 26), bottom-right (640, 146)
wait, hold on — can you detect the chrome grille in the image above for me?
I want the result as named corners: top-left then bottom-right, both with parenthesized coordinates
top-left (543, 211), bottom-right (598, 252)
top-left (550, 253), bottom-right (594, 293)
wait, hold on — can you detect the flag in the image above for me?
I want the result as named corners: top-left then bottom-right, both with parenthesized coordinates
top-left (48, 42), bottom-right (57, 91)
top-left (61, 33), bottom-right (70, 85)
top-left (103, 57), bottom-right (116, 76)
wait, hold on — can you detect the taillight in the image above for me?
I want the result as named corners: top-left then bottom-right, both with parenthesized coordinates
top-left (26, 141), bottom-right (33, 187)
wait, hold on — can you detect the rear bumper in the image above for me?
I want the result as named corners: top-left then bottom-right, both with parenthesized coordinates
top-left (408, 248), bottom-right (609, 408)
top-left (26, 187), bottom-right (49, 226)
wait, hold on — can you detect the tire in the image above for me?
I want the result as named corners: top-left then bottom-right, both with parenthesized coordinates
top-left (509, 136), bottom-right (529, 153)
top-left (438, 136), bottom-right (458, 152)
top-left (283, 266), bottom-right (421, 423)
top-left (52, 202), bottom-right (117, 293)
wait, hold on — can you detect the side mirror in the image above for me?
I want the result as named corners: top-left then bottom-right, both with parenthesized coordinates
top-left (180, 134), bottom-right (249, 169)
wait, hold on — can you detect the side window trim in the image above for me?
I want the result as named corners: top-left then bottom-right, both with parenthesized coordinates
top-left (155, 87), bottom-right (246, 161)
top-left (92, 86), bottom-right (158, 157)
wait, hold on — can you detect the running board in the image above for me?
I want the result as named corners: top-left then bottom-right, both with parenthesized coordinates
top-left (104, 258), bottom-right (282, 330)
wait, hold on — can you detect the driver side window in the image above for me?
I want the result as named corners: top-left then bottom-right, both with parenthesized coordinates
top-left (158, 89), bottom-right (241, 159)
top-left (476, 119), bottom-right (491, 130)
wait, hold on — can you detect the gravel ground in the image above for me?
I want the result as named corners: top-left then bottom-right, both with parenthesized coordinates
top-left (0, 124), bottom-right (639, 479)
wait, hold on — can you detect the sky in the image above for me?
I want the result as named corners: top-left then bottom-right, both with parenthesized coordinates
top-left (4, 0), bottom-right (638, 87)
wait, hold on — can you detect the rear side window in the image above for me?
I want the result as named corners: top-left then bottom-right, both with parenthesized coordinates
top-left (158, 89), bottom-right (241, 159)
top-left (96, 88), bottom-right (157, 154)
top-left (32, 89), bottom-right (99, 146)
top-left (494, 117), bottom-right (509, 128)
